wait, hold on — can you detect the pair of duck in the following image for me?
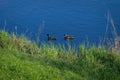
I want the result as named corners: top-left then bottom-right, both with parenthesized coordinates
top-left (46, 34), bottom-right (74, 41)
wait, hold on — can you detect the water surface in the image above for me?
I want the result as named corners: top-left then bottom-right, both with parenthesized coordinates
top-left (0, 0), bottom-right (120, 45)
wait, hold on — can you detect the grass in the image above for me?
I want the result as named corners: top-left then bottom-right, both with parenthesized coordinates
top-left (0, 30), bottom-right (120, 80)
top-left (0, 49), bottom-right (84, 80)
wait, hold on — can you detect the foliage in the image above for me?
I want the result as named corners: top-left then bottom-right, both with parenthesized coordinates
top-left (0, 30), bottom-right (120, 80)
top-left (0, 30), bottom-right (12, 49)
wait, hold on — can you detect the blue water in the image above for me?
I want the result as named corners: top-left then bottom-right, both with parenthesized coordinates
top-left (0, 0), bottom-right (120, 45)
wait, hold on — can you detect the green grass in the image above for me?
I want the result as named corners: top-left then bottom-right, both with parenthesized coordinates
top-left (0, 49), bottom-right (83, 80)
top-left (0, 30), bottom-right (120, 80)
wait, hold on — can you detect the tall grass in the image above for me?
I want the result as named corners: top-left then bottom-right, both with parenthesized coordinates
top-left (103, 12), bottom-right (120, 52)
top-left (0, 29), bottom-right (120, 80)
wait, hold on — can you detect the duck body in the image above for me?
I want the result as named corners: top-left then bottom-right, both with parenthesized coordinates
top-left (64, 34), bottom-right (74, 40)
top-left (46, 34), bottom-right (56, 41)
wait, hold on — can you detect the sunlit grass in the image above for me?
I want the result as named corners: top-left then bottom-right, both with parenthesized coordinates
top-left (0, 30), bottom-right (120, 80)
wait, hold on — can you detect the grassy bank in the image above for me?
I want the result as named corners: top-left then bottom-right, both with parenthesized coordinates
top-left (0, 30), bottom-right (120, 80)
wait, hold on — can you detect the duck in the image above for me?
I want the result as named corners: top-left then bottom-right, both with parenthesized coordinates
top-left (46, 34), bottom-right (56, 41)
top-left (64, 34), bottom-right (74, 40)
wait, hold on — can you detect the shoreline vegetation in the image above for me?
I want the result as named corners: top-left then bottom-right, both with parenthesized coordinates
top-left (0, 15), bottom-right (120, 80)
top-left (0, 28), bottom-right (120, 80)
